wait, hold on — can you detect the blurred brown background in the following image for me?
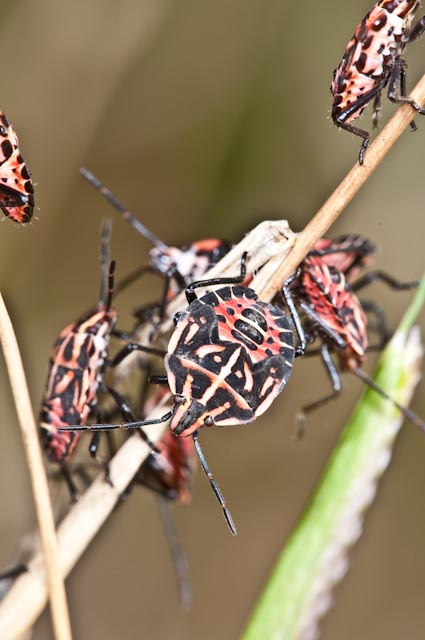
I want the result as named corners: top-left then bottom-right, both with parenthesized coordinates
top-left (1, 0), bottom-right (425, 638)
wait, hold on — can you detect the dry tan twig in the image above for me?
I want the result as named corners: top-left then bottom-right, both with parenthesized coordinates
top-left (0, 74), bottom-right (424, 638)
top-left (258, 72), bottom-right (425, 300)
top-left (0, 293), bottom-right (73, 640)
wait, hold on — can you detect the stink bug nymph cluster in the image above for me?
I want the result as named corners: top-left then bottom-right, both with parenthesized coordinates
top-left (2, 0), bottom-right (425, 620)
top-left (59, 249), bottom-right (306, 534)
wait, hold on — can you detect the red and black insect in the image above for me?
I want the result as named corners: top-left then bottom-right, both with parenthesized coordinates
top-left (308, 234), bottom-right (419, 345)
top-left (0, 111), bottom-right (34, 223)
top-left (308, 234), bottom-right (375, 280)
top-left (39, 221), bottom-right (158, 498)
top-left (80, 167), bottom-right (231, 306)
top-left (59, 255), bottom-right (305, 534)
top-left (39, 221), bottom-right (118, 495)
top-left (286, 252), bottom-right (422, 430)
top-left (331, 0), bottom-right (425, 163)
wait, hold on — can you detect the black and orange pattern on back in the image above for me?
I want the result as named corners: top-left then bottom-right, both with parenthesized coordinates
top-left (0, 112), bottom-right (34, 223)
top-left (165, 285), bottom-right (295, 437)
top-left (39, 222), bottom-right (117, 464)
top-left (300, 257), bottom-right (368, 370)
top-left (39, 304), bottom-right (118, 462)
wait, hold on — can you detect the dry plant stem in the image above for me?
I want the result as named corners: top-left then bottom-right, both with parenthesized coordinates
top-left (0, 420), bottom-right (169, 639)
top-left (1, 76), bottom-right (424, 637)
top-left (258, 72), bottom-right (425, 300)
top-left (0, 293), bottom-right (73, 640)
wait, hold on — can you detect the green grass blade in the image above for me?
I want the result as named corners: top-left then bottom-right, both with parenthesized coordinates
top-left (242, 279), bottom-right (425, 640)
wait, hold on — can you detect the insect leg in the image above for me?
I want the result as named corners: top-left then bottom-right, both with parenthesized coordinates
top-left (333, 84), bottom-right (386, 163)
top-left (398, 56), bottom-right (418, 131)
top-left (192, 432), bottom-right (237, 536)
top-left (87, 430), bottom-right (114, 486)
top-left (298, 301), bottom-right (348, 351)
top-left (387, 56), bottom-right (425, 115)
top-left (105, 385), bottom-right (161, 453)
top-left (88, 431), bottom-right (101, 459)
top-left (60, 462), bottom-right (80, 503)
top-left (111, 343), bottom-right (166, 367)
top-left (359, 299), bottom-right (391, 348)
top-left (352, 366), bottom-right (425, 434)
top-left (152, 268), bottom-right (188, 333)
top-left (340, 121), bottom-right (370, 164)
top-left (296, 343), bottom-right (342, 437)
top-left (184, 252), bottom-right (248, 304)
top-left (157, 273), bottom-right (173, 325)
top-left (281, 273), bottom-right (306, 356)
top-left (114, 264), bottom-right (153, 297)
top-left (372, 90), bottom-right (382, 129)
top-left (350, 270), bottom-right (420, 293)
top-left (155, 497), bottom-right (192, 610)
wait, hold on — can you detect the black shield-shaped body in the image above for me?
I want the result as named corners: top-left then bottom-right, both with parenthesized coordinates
top-left (165, 285), bottom-right (295, 437)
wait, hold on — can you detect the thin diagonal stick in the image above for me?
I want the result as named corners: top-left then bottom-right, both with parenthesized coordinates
top-left (257, 73), bottom-right (425, 301)
top-left (0, 293), bottom-right (73, 640)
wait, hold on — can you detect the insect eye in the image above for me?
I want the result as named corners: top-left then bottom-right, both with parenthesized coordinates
top-left (173, 311), bottom-right (184, 326)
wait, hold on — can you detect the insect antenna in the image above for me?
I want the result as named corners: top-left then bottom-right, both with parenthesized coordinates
top-left (351, 366), bottom-right (425, 434)
top-left (98, 218), bottom-right (115, 311)
top-left (192, 432), bottom-right (237, 536)
top-left (57, 410), bottom-right (174, 433)
top-left (80, 167), bottom-right (168, 251)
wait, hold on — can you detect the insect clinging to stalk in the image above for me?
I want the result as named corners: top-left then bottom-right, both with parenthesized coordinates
top-left (58, 254), bottom-right (306, 534)
top-left (39, 220), bottom-right (157, 499)
top-left (331, 0), bottom-right (425, 163)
